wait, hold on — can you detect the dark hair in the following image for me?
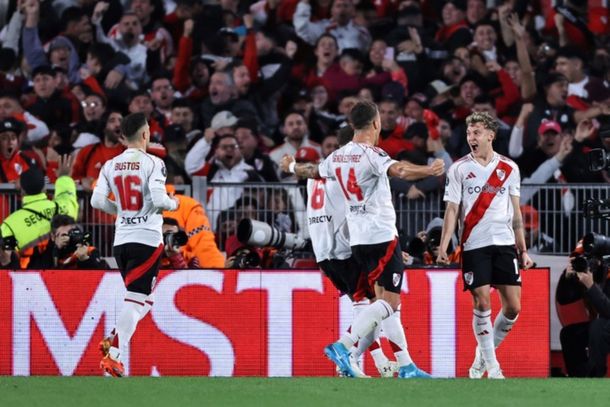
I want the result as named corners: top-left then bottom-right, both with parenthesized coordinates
top-left (163, 217), bottom-right (180, 227)
top-left (171, 98), bottom-right (192, 110)
top-left (337, 125), bottom-right (354, 146)
top-left (19, 167), bottom-right (45, 195)
top-left (473, 94), bottom-right (495, 107)
top-left (121, 112), bottom-right (148, 140)
top-left (60, 7), bottom-right (86, 32)
top-left (51, 214), bottom-right (76, 232)
top-left (349, 101), bottom-right (378, 130)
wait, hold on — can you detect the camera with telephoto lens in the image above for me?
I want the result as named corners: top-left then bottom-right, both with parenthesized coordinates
top-left (66, 228), bottom-right (91, 253)
top-left (237, 219), bottom-right (307, 250)
top-left (163, 231), bottom-right (188, 251)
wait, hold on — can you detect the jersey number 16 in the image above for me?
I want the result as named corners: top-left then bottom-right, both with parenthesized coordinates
top-left (114, 175), bottom-right (143, 211)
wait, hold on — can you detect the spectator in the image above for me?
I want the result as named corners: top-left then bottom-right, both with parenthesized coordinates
top-left (471, 20), bottom-right (500, 62)
top-left (377, 98), bottom-right (413, 159)
top-left (150, 76), bottom-right (176, 122)
top-left (22, 1), bottom-right (80, 84)
top-left (28, 214), bottom-right (107, 269)
top-left (26, 65), bottom-right (77, 129)
top-left (466, 0), bottom-right (487, 27)
top-left (292, 33), bottom-right (339, 89)
top-left (199, 70), bottom-right (258, 129)
top-left (0, 118), bottom-right (36, 183)
top-left (127, 0), bottom-right (174, 64)
top-left (0, 93), bottom-right (49, 144)
top-left (235, 118), bottom-right (279, 182)
top-left (269, 112), bottom-right (321, 172)
top-left (293, 0), bottom-right (371, 52)
top-left (0, 157), bottom-right (78, 268)
top-left (554, 46), bottom-right (610, 108)
top-left (162, 188), bottom-right (226, 268)
top-left (322, 48), bottom-right (394, 102)
top-left (435, 0), bottom-right (472, 51)
top-left (185, 110), bottom-right (238, 176)
top-left (76, 92), bottom-right (107, 139)
top-left (72, 110), bottom-right (124, 190)
top-left (172, 19), bottom-right (210, 103)
top-left (320, 133), bottom-right (339, 159)
top-left (196, 134), bottom-right (263, 228)
top-left (92, 5), bottom-right (151, 88)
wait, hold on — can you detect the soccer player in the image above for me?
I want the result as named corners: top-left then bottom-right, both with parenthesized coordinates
top-left (306, 125), bottom-right (396, 378)
top-left (91, 112), bottom-right (179, 377)
top-left (436, 112), bottom-right (534, 379)
top-left (282, 101), bottom-right (444, 378)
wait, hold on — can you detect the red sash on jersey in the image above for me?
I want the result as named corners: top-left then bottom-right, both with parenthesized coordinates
top-left (461, 161), bottom-right (513, 245)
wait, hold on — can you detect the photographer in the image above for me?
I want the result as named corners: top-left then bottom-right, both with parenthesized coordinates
top-left (160, 218), bottom-right (195, 269)
top-left (224, 233), bottom-right (290, 269)
top-left (559, 239), bottom-right (610, 377)
top-left (29, 215), bottom-right (106, 269)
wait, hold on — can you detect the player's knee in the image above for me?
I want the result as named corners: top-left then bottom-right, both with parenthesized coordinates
top-left (503, 305), bottom-right (520, 319)
top-left (473, 296), bottom-right (492, 311)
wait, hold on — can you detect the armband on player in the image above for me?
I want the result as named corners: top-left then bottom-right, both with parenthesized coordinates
top-left (288, 161), bottom-right (296, 174)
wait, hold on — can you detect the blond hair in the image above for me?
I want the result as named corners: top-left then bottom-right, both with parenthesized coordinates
top-left (465, 111), bottom-right (499, 134)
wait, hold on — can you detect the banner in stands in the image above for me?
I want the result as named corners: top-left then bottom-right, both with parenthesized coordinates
top-left (0, 268), bottom-right (549, 377)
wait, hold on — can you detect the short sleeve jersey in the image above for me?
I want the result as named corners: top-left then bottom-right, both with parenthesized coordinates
top-left (318, 142), bottom-right (398, 246)
top-left (444, 153), bottom-right (521, 251)
top-left (93, 148), bottom-right (168, 247)
top-left (306, 178), bottom-right (351, 261)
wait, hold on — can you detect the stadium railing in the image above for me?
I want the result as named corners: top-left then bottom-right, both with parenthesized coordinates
top-left (1, 180), bottom-right (608, 256)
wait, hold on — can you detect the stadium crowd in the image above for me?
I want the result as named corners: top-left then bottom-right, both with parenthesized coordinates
top-left (0, 0), bottom-right (609, 263)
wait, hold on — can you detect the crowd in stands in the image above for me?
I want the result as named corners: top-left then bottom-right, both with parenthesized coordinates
top-left (0, 0), bottom-right (609, 259)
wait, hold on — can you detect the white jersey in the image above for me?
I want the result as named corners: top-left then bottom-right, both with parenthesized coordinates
top-left (318, 142), bottom-right (398, 246)
top-left (92, 148), bottom-right (177, 247)
top-left (306, 178), bottom-right (351, 261)
top-left (444, 152), bottom-right (520, 251)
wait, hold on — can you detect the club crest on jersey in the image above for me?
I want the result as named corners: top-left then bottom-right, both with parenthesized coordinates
top-left (496, 169), bottom-right (506, 181)
top-left (392, 273), bottom-right (401, 287)
top-left (464, 271), bottom-right (474, 286)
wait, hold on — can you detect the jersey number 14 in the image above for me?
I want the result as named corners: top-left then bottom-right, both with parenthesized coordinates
top-left (114, 175), bottom-right (143, 211)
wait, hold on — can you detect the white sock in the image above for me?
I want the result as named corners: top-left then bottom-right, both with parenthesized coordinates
top-left (382, 309), bottom-right (413, 367)
top-left (473, 309), bottom-right (498, 368)
top-left (493, 312), bottom-right (518, 348)
top-left (138, 294), bottom-right (155, 321)
top-left (109, 291), bottom-right (148, 361)
top-left (350, 299), bottom-right (370, 356)
top-left (369, 340), bottom-right (390, 367)
top-left (339, 300), bottom-right (393, 349)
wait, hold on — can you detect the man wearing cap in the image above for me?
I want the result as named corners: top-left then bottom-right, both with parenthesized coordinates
top-left (0, 117), bottom-right (36, 184)
top-left (185, 110), bottom-right (239, 176)
top-left (0, 156), bottom-right (78, 268)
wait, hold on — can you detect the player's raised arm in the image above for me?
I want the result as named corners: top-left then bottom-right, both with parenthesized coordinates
top-left (90, 162), bottom-right (118, 215)
top-left (388, 158), bottom-right (445, 181)
top-left (281, 154), bottom-right (321, 179)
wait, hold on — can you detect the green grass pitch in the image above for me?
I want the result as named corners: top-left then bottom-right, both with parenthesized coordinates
top-left (0, 377), bottom-right (607, 407)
